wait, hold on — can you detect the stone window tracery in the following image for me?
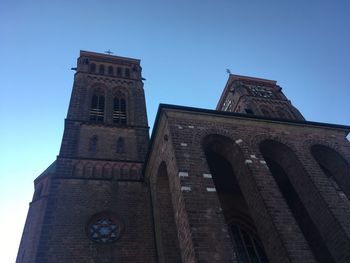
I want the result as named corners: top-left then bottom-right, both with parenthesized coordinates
top-left (87, 212), bottom-right (123, 244)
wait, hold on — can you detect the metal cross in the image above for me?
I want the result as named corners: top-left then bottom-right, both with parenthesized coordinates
top-left (105, 49), bottom-right (113, 55)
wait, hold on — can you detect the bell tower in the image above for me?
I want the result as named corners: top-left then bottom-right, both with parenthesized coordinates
top-left (217, 74), bottom-right (304, 120)
top-left (60, 50), bottom-right (149, 161)
top-left (17, 51), bottom-right (156, 263)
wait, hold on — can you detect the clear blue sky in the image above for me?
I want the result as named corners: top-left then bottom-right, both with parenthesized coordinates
top-left (1, 0), bottom-right (349, 262)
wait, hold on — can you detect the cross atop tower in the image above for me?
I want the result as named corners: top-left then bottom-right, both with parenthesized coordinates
top-left (105, 49), bottom-right (113, 55)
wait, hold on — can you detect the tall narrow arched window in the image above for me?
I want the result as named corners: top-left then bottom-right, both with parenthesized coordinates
top-left (117, 67), bottom-right (122, 77)
top-left (89, 136), bottom-right (98, 152)
top-left (113, 95), bottom-right (127, 124)
top-left (116, 137), bottom-right (125, 153)
top-left (90, 63), bottom-right (96, 73)
top-left (99, 65), bottom-right (105, 74)
top-left (90, 91), bottom-right (105, 122)
top-left (125, 68), bottom-right (130, 78)
top-left (108, 66), bottom-right (114, 75)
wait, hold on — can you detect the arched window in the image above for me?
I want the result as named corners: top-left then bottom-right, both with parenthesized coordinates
top-left (89, 136), bottom-right (98, 152)
top-left (117, 67), bottom-right (122, 77)
top-left (116, 137), bottom-right (125, 153)
top-left (99, 65), bottom-right (105, 74)
top-left (90, 63), bottom-right (96, 73)
top-left (90, 92), bottom-right (105, 122)
top-left (113, 94), bottom-right (127, 124)
top-left (108, 66), bottom-right (114, 75)
top-left (229, 224), bottom-right (269, 263)
top-left (311, 145), bottom-right (350, 201)
top-left (125, 68), bottom-right (130, 78)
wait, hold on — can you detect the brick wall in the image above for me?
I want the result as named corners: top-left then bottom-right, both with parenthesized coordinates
top-left (32, 177), bottom-right (155, 263)
top-left (145, 107), bottom-right (350, 263)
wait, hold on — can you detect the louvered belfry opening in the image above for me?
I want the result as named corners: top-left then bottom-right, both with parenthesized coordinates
top-left (113, 95), bottom-right (127, 124)
top-left (89, 91), bottom-right (105, 122)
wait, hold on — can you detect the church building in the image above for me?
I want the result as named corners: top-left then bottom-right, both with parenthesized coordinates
top-left (17, 51), bottom-right (350, 263)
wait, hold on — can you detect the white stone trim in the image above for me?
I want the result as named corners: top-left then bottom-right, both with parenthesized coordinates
top-left (178, 171), bottom-right (189, 177)
top-left (203, 173), bottom-right (212, 178)
top-left (245, 159), bottom-right (253, 164)
top-left (235, 139), bottom-right (243, 144)
top-left (181, 186), bottom-right (191, 192)
top-left (206, 187), bottom-right (216, 192)
top-left (180, 143), bottom-right (188, 147)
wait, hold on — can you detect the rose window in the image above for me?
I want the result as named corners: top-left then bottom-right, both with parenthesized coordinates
top-left (87, 213), bottom-right (123, 244)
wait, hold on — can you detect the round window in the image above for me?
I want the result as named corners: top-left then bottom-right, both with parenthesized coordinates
top-left (87, 212), bottom-right (123, 244)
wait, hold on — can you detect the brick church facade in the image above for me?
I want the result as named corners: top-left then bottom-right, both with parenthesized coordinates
top-left (17, 51), bottom-right (350, 262)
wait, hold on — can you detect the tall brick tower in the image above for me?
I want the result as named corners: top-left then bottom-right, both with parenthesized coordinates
top-left (17, 51), bottom-right (156, 263)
